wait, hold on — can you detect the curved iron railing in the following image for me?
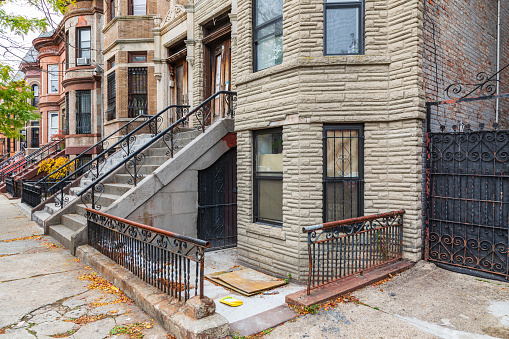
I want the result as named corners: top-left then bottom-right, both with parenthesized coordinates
top-left (0, 138), bottom-right (64, 182)
top-left (78, 91), bottom-right (237, 210)
top-left (39, 105), bottom-right (189, 209)
top-left (21, 110), bottom-right (179, 208)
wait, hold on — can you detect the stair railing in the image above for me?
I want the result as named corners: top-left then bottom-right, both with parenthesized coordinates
top-left (77, 91), bottom-right (237, 210)
top-left (0, 147), bottom-right (25, 171)
top-left (0, 138), bottom-right (64, 182)
top-left (39, 105), bottom-right (190, 209)
top-left (21, 113), bottom-right (156, 208)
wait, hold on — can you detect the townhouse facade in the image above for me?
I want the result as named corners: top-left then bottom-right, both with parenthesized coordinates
top-left (33, 0), bottom-right (104, 159)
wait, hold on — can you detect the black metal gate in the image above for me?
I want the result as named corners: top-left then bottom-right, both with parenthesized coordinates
top-left (426, 129), bottom-right (509, 280)
top-left (198, 147), bottom-right (237, 249)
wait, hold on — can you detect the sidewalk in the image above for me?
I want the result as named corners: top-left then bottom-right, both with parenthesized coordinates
top-left (0, 195), bottom-right (168, 338)
top-left (266, 261), bottom-right (509, 339)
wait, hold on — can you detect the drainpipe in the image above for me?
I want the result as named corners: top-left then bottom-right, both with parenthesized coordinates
top-left (496, 0), bottom-right (500, 123)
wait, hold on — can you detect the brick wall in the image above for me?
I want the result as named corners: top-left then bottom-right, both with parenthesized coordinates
top-left (423, 0), bottom-right (509, 131)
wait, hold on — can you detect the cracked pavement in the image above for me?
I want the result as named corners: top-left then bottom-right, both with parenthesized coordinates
top-left (0, 196), bottom-right (169, 338)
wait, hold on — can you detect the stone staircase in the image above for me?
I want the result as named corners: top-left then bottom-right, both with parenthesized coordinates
top-left (32, 129), bottom-right (202, 253)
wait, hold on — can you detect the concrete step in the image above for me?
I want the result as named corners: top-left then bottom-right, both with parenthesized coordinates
top-left (61, 214), bottom-right (87, 232)
top-left (75, 204), bottom-right (87, 216)
top-left (48, 224), bottom-right (72, 250)
top-left (33, 211), bottom-right (52, 225)
top-left (43, 203), bottom-right (59, 215)
top-left (95, 193), bottom-right (121, 207)
top-left (102, 183), bottom-right (132, 196)
top-left (143, 156), bottom-right (170, 166)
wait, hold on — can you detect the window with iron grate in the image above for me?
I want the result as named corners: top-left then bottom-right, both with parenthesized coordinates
top-left (107, 71), bottom-right (116, 121)
top-left (323, 125), bottom-right (364, 222)
top-left (76, 90), bottom-right (92, 134)
top-left (128, 67), bottom-right (147, 117)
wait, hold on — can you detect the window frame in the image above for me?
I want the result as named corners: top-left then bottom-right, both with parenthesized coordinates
top-left (129, 0), bottom-right (147, 16)
top-left (31, 84), bottom-right (39, 107)
top-left (253, 128), bottom-right (284, 227)
top-left (322, 124), bottom-right (364, 222)
top-left (128, 52), bottom-right (147, 63)
top-left (252, 0), bottom-right (284, 72)
top-left (108, 0), bottom-right (115, 22)
top-left (47, 65), bottom-right (59, 93)
top-left (128, 67), bottom-right (148, 117)
top-left (75, 90), bottom-right (92, 134)
top-left (323, 0), bottom-right (365, 56)
top-left (76, 27), bottom-right (91, 61)
top-left (106, 71), bottom-right (116, 121)
top-left (48, 111), bottom-right (59, 139)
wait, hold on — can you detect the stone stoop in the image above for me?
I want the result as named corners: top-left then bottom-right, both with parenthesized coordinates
top-left (77, 245), bottom-right (229, 339)
top-left (34, 130), bottom-right (202, 253)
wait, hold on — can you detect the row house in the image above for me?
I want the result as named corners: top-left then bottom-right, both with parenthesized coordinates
top-left (33, 0), bottom-right (104, 160)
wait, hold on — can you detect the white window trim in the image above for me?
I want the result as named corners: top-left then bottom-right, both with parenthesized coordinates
top-left (48, 65), bottom-right (59, 93)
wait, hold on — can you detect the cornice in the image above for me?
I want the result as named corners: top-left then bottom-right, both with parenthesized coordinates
top-left (103, 38), bottom-right (154, 55)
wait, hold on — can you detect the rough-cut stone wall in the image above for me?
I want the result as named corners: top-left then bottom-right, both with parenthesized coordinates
top-left (235, 0), bottom-right (425, 281)
top-left (423, 0), bottom-right (509, 131)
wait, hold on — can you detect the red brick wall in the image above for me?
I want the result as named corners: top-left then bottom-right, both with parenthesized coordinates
top-left (423, 0), bottom-right (509, 131)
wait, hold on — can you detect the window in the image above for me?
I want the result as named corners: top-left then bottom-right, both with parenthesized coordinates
top-left (31, 127), bottom-right (40, 148)
top-left (107, 71), bottom-right (116, 121)
top-left (323, 125), bottom-right (364, 222)
top-left (128, 67), bottom-right (147, 117)
top-left (65, 31), bottom-right (69, 69)
top-left (48, 65), bottom-right (59, 93)
top-left (253, 0), bottom-right (283, 71)
top-left (77, 27), bottom-right (91, 60)
top-left (64, 92), bottom-right (69, 134)
top-left (31, 85), bottom-right (39, 107)
top-left (254, 129), bottom-right (283, 226)
top-left (107, 57), bottom-right (115, 70)
top-left (129, 52), bottom-right (147, 63)
top-left (130, 0), bottom-right (146, 15)
top-left (108, 0), bottom-right (115, 21)
top-left (48, 111), bottom-right (59, 139)
top-left (76, 90), bottom-right (92, 134)
top-left (324, 0), bottom-right (364, 55)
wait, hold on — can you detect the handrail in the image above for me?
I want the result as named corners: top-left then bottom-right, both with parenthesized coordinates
top-left (1, 139), bottom-right (64, 181)
top-left (38, 114), bottom-right (153, 185)
top-left (46, 105), bottom-right (189, 194)
top-left (303, 210), bottom-right (407, 232)
top-left (77, 91), bottom-right (236, 210)
top-left (0, 149), bottom-right (25, 170)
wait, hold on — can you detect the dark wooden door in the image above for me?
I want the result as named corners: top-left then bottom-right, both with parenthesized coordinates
top-left (198, 147), bottom-right (237, 249)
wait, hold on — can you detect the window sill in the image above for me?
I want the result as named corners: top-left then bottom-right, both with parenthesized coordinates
top-left (246, 222), bottom-right (286, 241)
top-left (237, 54), bottom-right (391, 86)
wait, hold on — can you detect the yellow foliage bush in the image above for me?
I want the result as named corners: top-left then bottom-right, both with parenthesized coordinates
top-left (37, 157), bottom-right (75, 179)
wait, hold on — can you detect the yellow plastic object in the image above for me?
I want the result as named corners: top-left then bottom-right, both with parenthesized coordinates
top-left (219, 296), bottom-right (243, 307)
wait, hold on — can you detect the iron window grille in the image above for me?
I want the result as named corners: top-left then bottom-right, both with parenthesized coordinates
top-left (323, 125), bottom-right (364, 222)
top-left (76, 90), bottom-right (92, 134)
top-left (48, 65), bottom-right (59, 93)
top-left (64, 92), bottom-right (69, 134)
top-left (323, 0), bottom-right (364, 56)
top-left (106, 71), bottom-right (116, 121)
top-left (129, 0), bottom-right (146, 15)
top-left (253, 129), bottom-right (283, 226)
top-left (77, 27), bottom-right (91, 61)
top-left (253, 0), bottom-right (283, 72)
top-left (128, 67), bottom-right (148, 118)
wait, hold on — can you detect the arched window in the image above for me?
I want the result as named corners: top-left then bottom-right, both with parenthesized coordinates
top-left (31, 84), bottom-right (39, 107)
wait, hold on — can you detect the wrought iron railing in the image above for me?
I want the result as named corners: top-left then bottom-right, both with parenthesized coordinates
top-left (0, 147), bottom-right (25, 171)
top-left (303, 210), bottom-right (405, 295)
top-left (31, 104), bottom-right (189, 209)
top-left (86, 208), bottom-right (209, 301)
top-left (5, 177), bottom-right (14, 196)
top-left (20, 112), bottom-right (167, 208)
top-left (77, 91), bottom-right (237, 210)
top-left (1, 139), bottom-right (64, 182)
top-left (21, 180), bottom-right (43, 207)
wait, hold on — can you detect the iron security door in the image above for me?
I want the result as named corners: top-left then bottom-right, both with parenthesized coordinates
top-left (426, 130), bottom-right (509, 280)
top-left (198, 147), bottom-right (237, 249)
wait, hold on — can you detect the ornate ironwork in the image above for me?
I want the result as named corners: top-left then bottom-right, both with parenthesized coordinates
top-left (86, 208), bottom-right (209, 301)
top-left (445, 63), bottom-right (509, 99)
top-left (303, 210), bottom-right (405, 295)
top-left (426, 130), bottom-right (509, 280)
top-left (77, 91), bottom-right (237, 212)
top-left (21, 181), bottom-right (42, 208)
top-left (81, 183), bottom-right (105, 210)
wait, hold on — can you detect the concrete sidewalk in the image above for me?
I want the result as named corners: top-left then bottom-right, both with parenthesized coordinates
top-left (266, 261), bottom-right (509, 339)
top-left (0, 196), bottom-right (168, 338)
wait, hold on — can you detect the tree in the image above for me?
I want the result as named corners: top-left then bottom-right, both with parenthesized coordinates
top-left (0, 0), bottom-right (71, 138)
